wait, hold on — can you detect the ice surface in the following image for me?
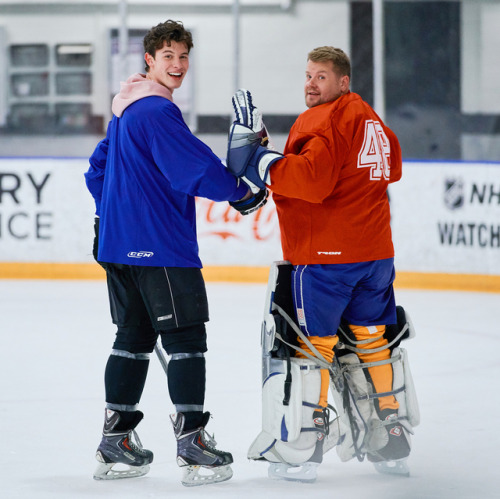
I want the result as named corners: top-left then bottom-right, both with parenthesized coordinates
top-left (1, 279), bottom-right (498, 498)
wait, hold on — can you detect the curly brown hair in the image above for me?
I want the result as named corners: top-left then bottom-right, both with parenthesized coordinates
top-left (143, 20), bottom-right (193, 72)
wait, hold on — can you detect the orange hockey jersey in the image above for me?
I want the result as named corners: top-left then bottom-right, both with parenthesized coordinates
top-left (269, 92), bottom-right (402, 265)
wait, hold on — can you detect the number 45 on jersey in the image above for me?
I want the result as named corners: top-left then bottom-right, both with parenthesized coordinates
top-left (358, 120), bottom-right (391, 180)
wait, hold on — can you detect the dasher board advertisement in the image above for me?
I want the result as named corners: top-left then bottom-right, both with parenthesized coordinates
top-left (390, 161), bottom-right (500, 275)
top-left (1, 158), bottom-right (499, 276)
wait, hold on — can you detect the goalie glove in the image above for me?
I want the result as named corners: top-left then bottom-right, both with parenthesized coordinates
top-left (233, 89), bottom-right (278, 151)
top-left (232, 89), bottom-right (270, 147)
top-left (227, 89), bottom-right (283, 192)
top-left (229, 188), bottom-right (268, 216)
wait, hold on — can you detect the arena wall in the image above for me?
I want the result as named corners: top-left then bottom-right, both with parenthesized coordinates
top-left (1, 157), bottom-right (499, 292)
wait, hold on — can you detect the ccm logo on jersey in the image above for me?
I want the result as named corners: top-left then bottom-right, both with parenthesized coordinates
top-left (127, 251), bottom-right (154, 258)
top-left (317, 251), bottom-right (342, 255)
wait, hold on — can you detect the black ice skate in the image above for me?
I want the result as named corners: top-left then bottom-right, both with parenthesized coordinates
top-left (368, 409), bottom-right (411, 477)
top-left (93, 409), bottom-right (153, 480)
top-left (170, 412), bottom-right (233, 487)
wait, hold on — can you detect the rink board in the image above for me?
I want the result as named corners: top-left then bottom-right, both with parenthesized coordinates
top-left (0, 157), bottom-right (499, 291)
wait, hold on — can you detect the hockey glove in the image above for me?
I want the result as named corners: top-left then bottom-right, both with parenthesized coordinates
top-left (227, 89), bottom-right (283, 193)
top-left (92, 217), bottom-right (99, 261)
top-left (232, 89), bottom-right (279, 151)
top-left (92, 217), bottom-right (108, 270)
top-left (230, 188), bottom-right (268, 216)
top-left (232, 88), bottom-right (270, 147)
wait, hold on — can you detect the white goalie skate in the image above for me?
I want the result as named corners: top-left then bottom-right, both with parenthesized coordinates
top-left (373, 458), bottom-right (410, 477)
top-left (268, 462), bottom-right (319, 483)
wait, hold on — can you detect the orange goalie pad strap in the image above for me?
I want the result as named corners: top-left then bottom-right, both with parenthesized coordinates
top-left (296, 335), bottom-right (337, 408)
top-left (349, 325), bottom-right (399, 411)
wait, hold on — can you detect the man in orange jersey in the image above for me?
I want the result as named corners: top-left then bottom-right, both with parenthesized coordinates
top-left (227, 47), bottom-right (416, 479)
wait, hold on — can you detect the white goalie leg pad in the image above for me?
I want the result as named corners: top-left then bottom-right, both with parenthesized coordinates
top-left (330, 345), bottom-right (420, 462)
top-left (261, 261), bottom-right (285, 355)
top-left (248, 358), bottom-right (322, 465)
top-left (360, 347), bottom-right (418, 457)
top-left (392, 347), bottom-right (420, 428)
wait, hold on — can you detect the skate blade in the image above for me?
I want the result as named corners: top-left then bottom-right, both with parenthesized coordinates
top-left (268, 462), bottom-right (318, 483)
top-left (181, 464), bottom-right (233, 487)
top-left (373, 459), bottom-right (410, 477)
top-left (93, 462), bottom-right (150, 480)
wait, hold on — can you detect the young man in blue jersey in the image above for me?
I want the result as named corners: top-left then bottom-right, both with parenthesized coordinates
top-left (85, 19), bottom-right (264, 486)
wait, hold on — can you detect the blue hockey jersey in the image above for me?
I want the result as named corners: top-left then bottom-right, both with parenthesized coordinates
top-left (85, 74), bottom-right (247, 267)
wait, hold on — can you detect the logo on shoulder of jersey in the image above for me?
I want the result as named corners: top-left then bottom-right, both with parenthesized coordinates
top-left (127, 251), bottom-right (154, 258)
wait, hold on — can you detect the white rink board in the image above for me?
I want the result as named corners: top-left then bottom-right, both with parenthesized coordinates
top-left (1, 157), bottom-right (499, 275)
top-left (195, 196), bottom-right (282, 265)
top-left (390, 161), bottom-right (500, 275)
top-left (0, 158), bottom-right (95, 263)
top-left (0, 157), bottom-right (282, 265)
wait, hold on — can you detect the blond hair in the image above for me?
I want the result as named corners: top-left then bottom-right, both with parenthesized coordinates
top-left (308, 46), bottom-right (351, 78)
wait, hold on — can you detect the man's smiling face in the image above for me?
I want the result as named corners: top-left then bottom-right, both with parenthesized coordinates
top-left (145, 40), bottom-right (189, 92)
top-left (304, 59), bottom-right (349, 108)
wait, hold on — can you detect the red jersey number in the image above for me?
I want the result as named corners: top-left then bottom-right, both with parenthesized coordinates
top-left (357, 120), bottom-right (391, 180)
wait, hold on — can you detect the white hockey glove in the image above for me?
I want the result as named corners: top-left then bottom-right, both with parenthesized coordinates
top-left (227, 89), bottom-right (283, 193)
top-left (232, 88), bottom-right (270, 147)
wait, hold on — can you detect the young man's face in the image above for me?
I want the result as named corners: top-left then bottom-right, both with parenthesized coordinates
top-left (145, 40), bottom-right (189, 92)
top-left (304, 60), bottom-right (349, 108)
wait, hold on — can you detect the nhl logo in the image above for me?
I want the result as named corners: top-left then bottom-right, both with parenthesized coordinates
top-left (444, 178), bottom-right (464, 210)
